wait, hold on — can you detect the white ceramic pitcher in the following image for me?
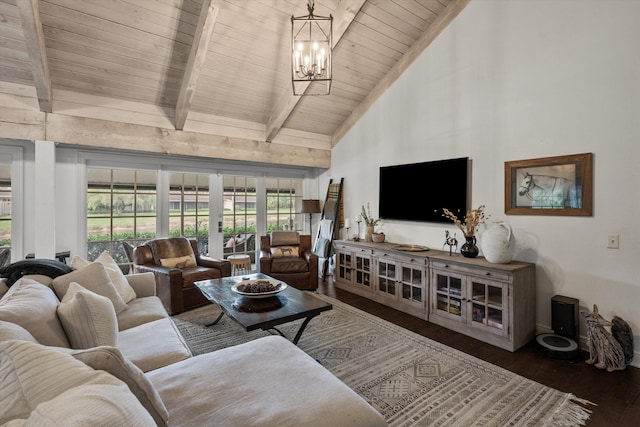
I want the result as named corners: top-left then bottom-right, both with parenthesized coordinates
top-left (481, 222), bottom-right (516, 264)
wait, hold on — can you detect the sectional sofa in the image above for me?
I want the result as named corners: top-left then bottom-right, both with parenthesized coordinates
top-left (0, 254), bottom-right (387, 426)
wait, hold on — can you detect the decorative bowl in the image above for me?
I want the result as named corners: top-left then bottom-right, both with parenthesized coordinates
top-left (231, 279), bottom-right (287, 299)
top-left (391, 244), bottom-right (429, 252)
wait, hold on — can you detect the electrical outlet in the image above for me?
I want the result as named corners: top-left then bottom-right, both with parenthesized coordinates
top-left (607, 234), bottom-right (619, 249)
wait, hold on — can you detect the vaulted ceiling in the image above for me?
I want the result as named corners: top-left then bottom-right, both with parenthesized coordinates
top-left (0, 0), bottom-right (469, 168)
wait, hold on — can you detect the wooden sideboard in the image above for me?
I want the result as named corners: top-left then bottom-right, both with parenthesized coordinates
top-left (332, 240), bottom-right (536, 352)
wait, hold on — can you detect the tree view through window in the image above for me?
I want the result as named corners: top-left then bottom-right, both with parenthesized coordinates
top-left (169, 173), bottom-right (209, 254)
top-left (87, 168), bottom-right (157, 272)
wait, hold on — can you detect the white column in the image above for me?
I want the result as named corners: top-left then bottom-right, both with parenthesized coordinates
top-left (34, 140), bottom-right (56, 258)
top-left (208, 172), bottom-right (224, 258)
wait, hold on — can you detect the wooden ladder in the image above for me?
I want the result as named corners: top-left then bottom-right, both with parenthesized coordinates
top-left (314, 177), bottom-right (344, 279)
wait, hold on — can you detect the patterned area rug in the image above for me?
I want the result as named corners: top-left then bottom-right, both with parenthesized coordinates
top-left (173, 294), bottom-right (593, 426)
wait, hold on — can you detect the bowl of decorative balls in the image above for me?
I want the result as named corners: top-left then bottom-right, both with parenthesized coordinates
top-left (231, 278), bottom-right (287, 299)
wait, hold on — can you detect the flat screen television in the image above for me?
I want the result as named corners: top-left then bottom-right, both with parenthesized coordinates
top-left (379, 157), bottom-right (469, 223)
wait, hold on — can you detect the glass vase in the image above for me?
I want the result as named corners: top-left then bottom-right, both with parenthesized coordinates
top-left (460, 235), bottom-right (479, 258)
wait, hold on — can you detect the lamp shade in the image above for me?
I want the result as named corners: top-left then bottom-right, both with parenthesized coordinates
top-left (301, 199), bottom-right (321, 214)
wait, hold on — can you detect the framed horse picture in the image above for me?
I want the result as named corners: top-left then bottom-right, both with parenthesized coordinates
top-left (505, 153), bottom-right (593, 216)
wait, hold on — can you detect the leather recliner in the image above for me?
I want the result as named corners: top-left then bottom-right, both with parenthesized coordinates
top-left (259, 231), bottom-right (318, 291)
top-left (133, 237), bottom-right (231, 315)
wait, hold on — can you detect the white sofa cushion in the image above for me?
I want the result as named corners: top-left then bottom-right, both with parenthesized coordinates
top-left (17, 382), bottom-right (156, 426)
top-left (117, 296), bottom-right (168, 332)
top-left (119, 317), bottom-right (191, 372)
top-left (0, 340), bottom-right (154, 426)
top-left (70, 346), bottom-right (169, 426)
top-left (57, 282), bottom-right (118, 349)
top-left (0, 279), bottom-right (70, 348)
top-left (72, 251), bottom-right (137, 303)
top-left (0, 320), bottom-right (37, 344)
top-left (52, 262), bottom-right (127, 314)
top-left (146, 336), bottom-right (387, 427)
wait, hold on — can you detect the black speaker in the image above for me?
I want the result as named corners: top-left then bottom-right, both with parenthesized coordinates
top-left (551, 295), bottom-right (579, 339)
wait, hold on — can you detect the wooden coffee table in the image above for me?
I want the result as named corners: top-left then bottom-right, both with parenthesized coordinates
top-left (194, 273), bottom-right (332, 344)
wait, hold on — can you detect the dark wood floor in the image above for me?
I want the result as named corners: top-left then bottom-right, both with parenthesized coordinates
top-left (316, 277), bottom-right (640, 427)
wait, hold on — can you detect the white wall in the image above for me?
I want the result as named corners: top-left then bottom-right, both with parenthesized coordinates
top-left (329, 0), bottom-right (640, 364)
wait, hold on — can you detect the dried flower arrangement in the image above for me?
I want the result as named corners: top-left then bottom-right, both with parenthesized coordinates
top-left (361, 203), bottom-right (381, 227)
top-left (442, 205), bottom-right (488, 237)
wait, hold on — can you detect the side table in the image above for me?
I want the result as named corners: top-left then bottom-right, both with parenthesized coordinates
top-left (227, 254), bottom-right (251, 275)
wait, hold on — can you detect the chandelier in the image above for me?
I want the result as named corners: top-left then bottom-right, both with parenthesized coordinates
top-left (291, 0), bottom-right (332, 95)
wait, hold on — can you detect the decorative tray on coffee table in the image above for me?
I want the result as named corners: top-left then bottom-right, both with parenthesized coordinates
top-left (391, 244), bottom-right (430, 252)
top-left (231, 278), bottom-right (287, 299)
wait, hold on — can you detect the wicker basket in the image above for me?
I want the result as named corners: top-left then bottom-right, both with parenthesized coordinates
top-left (372, 233), bottom-right (385, 243)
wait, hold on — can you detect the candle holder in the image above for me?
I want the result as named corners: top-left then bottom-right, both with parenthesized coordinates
top-left (354, 219), bottom-right (362, 242)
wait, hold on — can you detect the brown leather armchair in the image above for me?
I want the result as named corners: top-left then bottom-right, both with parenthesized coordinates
top-left (259, 231), bottom-right (318, 290)
top-left (133, 237), bottom-right (231, 315)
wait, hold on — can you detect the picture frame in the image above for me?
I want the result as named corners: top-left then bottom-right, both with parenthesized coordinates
top-left (505, 153), bottom-right (593, 216)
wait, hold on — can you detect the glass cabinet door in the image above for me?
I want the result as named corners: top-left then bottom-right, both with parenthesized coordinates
top-left (337, 252), bottom-right (352, 282)
top-left (354, 254), bottom-right (371, 288)
top-left (401, 265), bottom-right (425, 307)
top-left (434, 272), bottom-right (463, 318)
top-left (376, 259), bottom-right (397, 297)
top-left (471, 280), bottom-right (507, 335)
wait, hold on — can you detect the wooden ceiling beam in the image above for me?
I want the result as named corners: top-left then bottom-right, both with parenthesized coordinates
top-left (265, 0), bottom-right (366, 143)
top-left (331, 0), bottom-right (471, 146)
top-left (17, 0), bottom-right (52, 113)
top-left (175, 0), bottom-right (219, 130)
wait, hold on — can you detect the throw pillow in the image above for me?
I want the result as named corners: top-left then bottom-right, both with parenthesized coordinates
top-left (0, 320), bottom-right (38, 344)
top-left (160, 254), bottom-right (197, 268)
top-left (0, 340), bottom-right (152, 425)
top-left (52, 262), bottom-right (128, 314)
top-left (71, 346), bottom-right (169, 426)
top-left (72, 251), bottom-right (137, 303)
top-left (0, 279), bottom-right (7, 299)
top-left (0, 279), bottom-right (70, 348)
top-left (270, 246), bottom-right (299, 258)
top-left (57, 282), bottom-right (118, 349)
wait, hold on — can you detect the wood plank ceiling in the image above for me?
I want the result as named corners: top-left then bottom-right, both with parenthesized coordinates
top-left (0, 0), bottom-right (469, 168)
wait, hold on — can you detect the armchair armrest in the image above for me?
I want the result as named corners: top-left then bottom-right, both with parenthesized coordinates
top-left (134, 264), bottom-right (184, 315)
top-left (301, 248), bottom-right (317, 263)
top-left (125, 272), bottom-right (156, 298)
top-left (197, 256), bottom-right (232, 276)
top-left (259, 250), bottom-right (273, 273)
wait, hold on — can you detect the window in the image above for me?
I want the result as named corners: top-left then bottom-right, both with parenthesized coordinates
top-left (266, 178), bottom-right (304, 233)
top-left (169, 173), bottom-right (209, 254)
top-left (0, 164), bottom-right (11, 267)
top-left (87, 168), bottom-right (157, 272)
top-left (222, 176), bottom-right (257, 262)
